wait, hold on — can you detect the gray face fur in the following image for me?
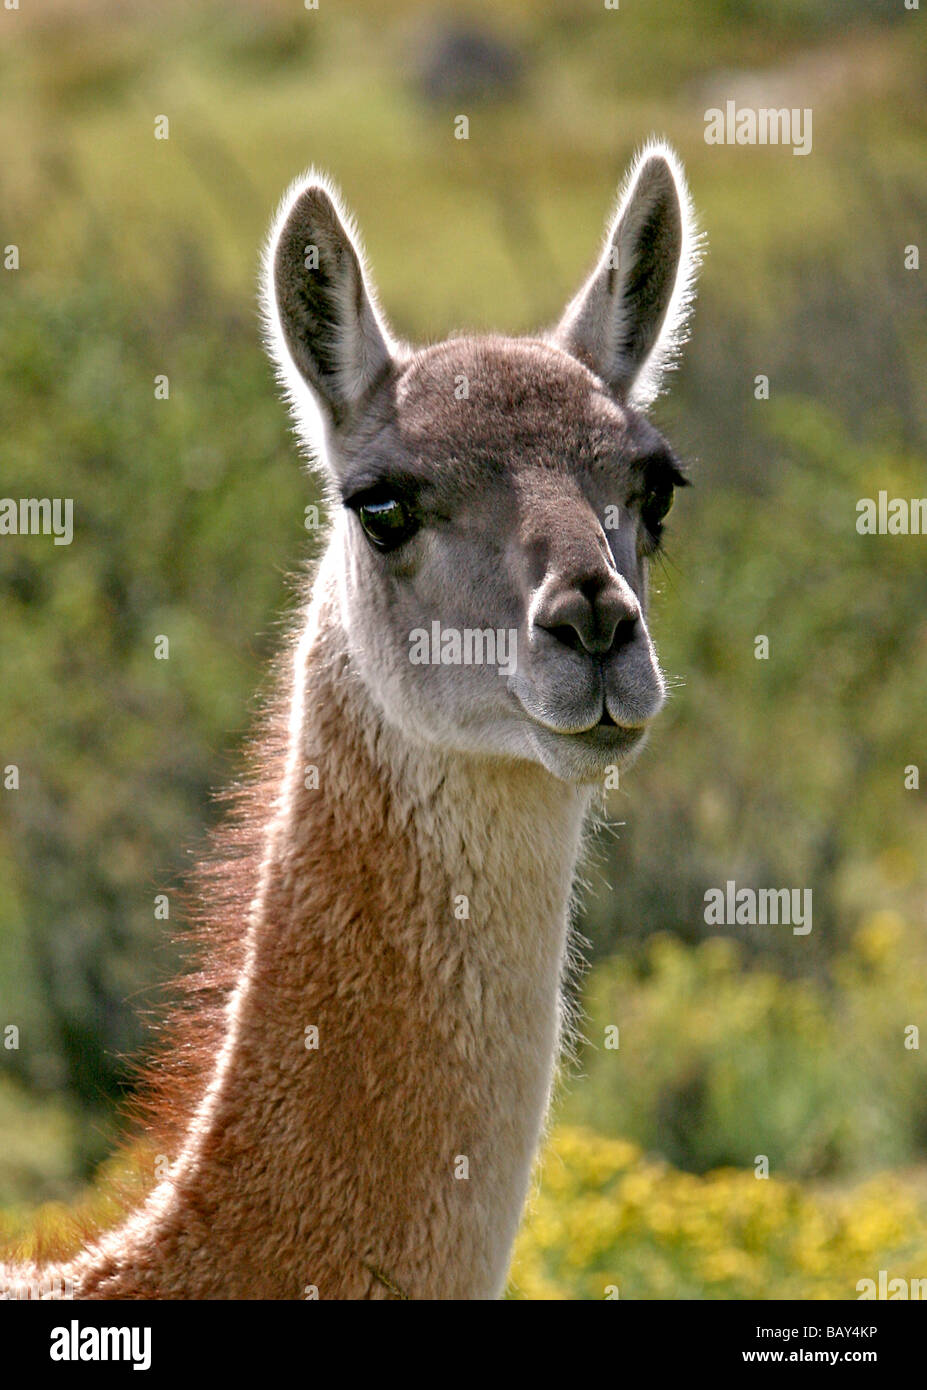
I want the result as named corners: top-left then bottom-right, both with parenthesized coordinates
top-left (264, 143), bottom-right (700, 785)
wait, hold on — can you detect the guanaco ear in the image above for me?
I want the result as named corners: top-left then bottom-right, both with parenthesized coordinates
top-left (263, 171), bottom-right (394, 434)
top-left (554, 141), bottom-right (701, 408)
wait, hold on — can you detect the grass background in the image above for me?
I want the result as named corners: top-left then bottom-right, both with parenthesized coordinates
top-left (1, 0), bottom-right (926, 1298)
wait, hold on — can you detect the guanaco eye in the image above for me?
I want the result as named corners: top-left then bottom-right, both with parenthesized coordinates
top-left (356, 496), bottom-right (417, 551)
top-left (640, 484), bottom-right (675, 549)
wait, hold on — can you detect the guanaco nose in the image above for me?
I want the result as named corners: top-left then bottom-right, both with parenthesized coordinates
top-left (533, 566), bottom-right (641, 656)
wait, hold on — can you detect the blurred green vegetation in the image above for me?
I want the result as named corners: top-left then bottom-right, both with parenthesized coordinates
top-left (567, 916), bottom-right (927, 1180)
top-left (1, 0), bottom-right (925, 1295)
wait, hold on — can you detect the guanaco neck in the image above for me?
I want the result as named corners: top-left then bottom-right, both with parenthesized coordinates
top-left (60, 555), bottom-right (591, 1300)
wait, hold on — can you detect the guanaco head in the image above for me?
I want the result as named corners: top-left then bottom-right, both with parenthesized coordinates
top-left (263, 143), bottom-right (701, 784)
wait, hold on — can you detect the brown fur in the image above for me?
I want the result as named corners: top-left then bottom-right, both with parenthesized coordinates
top-left (4, 567), bottom-right (588, 1298)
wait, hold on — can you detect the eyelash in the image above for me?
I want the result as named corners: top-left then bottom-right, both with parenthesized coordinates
top-left (639, 499), bottom-right (672, 553)
top-left (639, 525), bottom-right (664, 557)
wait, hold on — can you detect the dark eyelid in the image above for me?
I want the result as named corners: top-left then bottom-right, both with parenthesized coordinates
top-left (637, 448), bottom-right (690, 490)
top-left (341, 474), bottom-right (425, 510)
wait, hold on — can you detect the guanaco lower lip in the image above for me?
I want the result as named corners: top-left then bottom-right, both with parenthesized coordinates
top-left (521, 708), bottom-right (649, 742)
top-left (571, 721), bottom-right (648, 746)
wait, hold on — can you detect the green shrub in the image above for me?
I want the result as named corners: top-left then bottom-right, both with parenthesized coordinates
top-left (565, 918), bottom-right (927, 1179)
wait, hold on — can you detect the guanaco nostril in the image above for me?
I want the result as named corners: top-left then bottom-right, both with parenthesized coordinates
top-left (611, 616), bottom-right (639, 652)
top-left (538, 603), bottom-right (639, 657)
top-left (547, 623), bottom-right (588, 653)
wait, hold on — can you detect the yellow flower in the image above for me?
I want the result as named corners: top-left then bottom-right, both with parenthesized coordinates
top-left (853, 909), bottom-right (906, 965)
top-left (508, 1125), bottom-right (927, 1300)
